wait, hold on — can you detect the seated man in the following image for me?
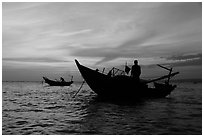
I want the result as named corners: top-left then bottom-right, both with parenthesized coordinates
top-left (60, 77), bottom-right (65, 82)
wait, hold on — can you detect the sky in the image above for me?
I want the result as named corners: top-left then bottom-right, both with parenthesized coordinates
top-left (2, 2), bottom-right (202, 81)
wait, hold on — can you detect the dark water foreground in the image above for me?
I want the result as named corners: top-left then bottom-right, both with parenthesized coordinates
top-left (2, 81), bottom-right (202, 135)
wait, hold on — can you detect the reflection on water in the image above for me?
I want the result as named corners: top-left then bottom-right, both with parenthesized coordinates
top-left (2, 82), bottom-right (202, 135)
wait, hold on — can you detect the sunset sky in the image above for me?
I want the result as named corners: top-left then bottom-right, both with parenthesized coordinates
top-left (2, 2), bottom-right (202, 81)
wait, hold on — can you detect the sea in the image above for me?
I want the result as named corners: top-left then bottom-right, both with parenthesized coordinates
top-left (2, 80), bottom-right (202, 135)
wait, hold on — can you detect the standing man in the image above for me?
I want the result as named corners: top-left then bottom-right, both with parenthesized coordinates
top-left (131, 60), bottom-right (141, 81)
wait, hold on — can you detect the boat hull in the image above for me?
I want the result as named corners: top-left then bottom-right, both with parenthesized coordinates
top-left (43, 77), bottom-right (73, 86)
top-left (75, 60), bottom-right (176, 101)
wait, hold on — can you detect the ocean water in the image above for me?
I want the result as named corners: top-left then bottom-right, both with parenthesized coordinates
top-left (2, 81), bottom-right (202, 135)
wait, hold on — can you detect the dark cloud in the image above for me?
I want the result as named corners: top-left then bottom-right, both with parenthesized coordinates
top-left (169, 58), bottom-right (201, 67)
top-left (71, 31), bottom-right (157, 64)
top-left (78, 31), bottom-right (157, 65)
top-left (165, 53), bottom-right (201, 60)
top-left (154, 58), bottom-right (201, 68)
top-left (71, 40), bottom-right (202, 65)
top-left (159, 53), bottom-right (202, 67)
top-left (69, 3), bottom-right (201, 65)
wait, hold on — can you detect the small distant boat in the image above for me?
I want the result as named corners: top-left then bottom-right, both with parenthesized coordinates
top-left (75, 59), bottom-right (179, 101)
top-left (42, 76), bottom-right (73, 86)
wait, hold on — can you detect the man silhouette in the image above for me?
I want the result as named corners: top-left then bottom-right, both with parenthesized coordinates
top-left (60, 77), bottom-right (65, 82)
top-left (131, 60), bottom-right (141, 81)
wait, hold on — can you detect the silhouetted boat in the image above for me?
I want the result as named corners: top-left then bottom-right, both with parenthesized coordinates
top-left (42, 76), bottom-right (73, 86)
top-left (75, 59), bottom-right (179, 101)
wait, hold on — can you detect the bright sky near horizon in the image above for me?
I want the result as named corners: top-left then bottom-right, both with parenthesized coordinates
top-left (2, 2), bottom-right (202, 81)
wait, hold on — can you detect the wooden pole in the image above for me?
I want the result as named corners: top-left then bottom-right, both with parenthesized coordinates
top-left (167, 68), bottom-right (173, 84)
top-left (157, 64), bottom-right (171, 71)
top-left (102, 68), bottom-right (105, 74)
top-left (72, 81), bottom-right (85, 98)
top-left (145, 72), bottom-right (179, 84)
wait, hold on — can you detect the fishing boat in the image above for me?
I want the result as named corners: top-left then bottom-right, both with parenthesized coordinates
top-left (42, 76), bottom-right (73, 86)
top-left (75, 59), bottom-right (179, 101)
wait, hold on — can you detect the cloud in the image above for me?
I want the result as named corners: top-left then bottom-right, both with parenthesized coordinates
top-left (159, 53), bottom-right (202, 67)
top-left (53, 29), bottom-right (92, 37)
top-left (2, 3), bottom-right (202, 81)
top-left (3, 57), bottom-right (71, 63)
top-left (123, 53), bottom-right (202, 69)
top-left (165, 53), bottom-right (201, 61)
top-left (170, 58), bottom-right (201, 67)
top-left (68, 3), bottom-right (201, 65)
top-left (71, 39), bottom-right (201, 66)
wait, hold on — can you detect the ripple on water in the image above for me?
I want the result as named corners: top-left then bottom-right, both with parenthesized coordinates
top-left (29, 123), bottom-right (54, 128)
top-left (44, 105), bottom-right (66, 110)
top-left (15, 120), bottom-right (28, 125)
top-left (55, 129), bottom-right (80, 134)
top-left (2, 82), bottom-right (202, 135)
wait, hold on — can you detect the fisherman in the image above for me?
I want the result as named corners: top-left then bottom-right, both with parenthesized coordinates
top-left (131, 60), bottom-right (141, 81)
top-left (60, 77), bottom-right (65, 82)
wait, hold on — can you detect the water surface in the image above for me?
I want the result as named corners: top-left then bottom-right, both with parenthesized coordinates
top-left (2, 81), bottom-right (202, 135)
